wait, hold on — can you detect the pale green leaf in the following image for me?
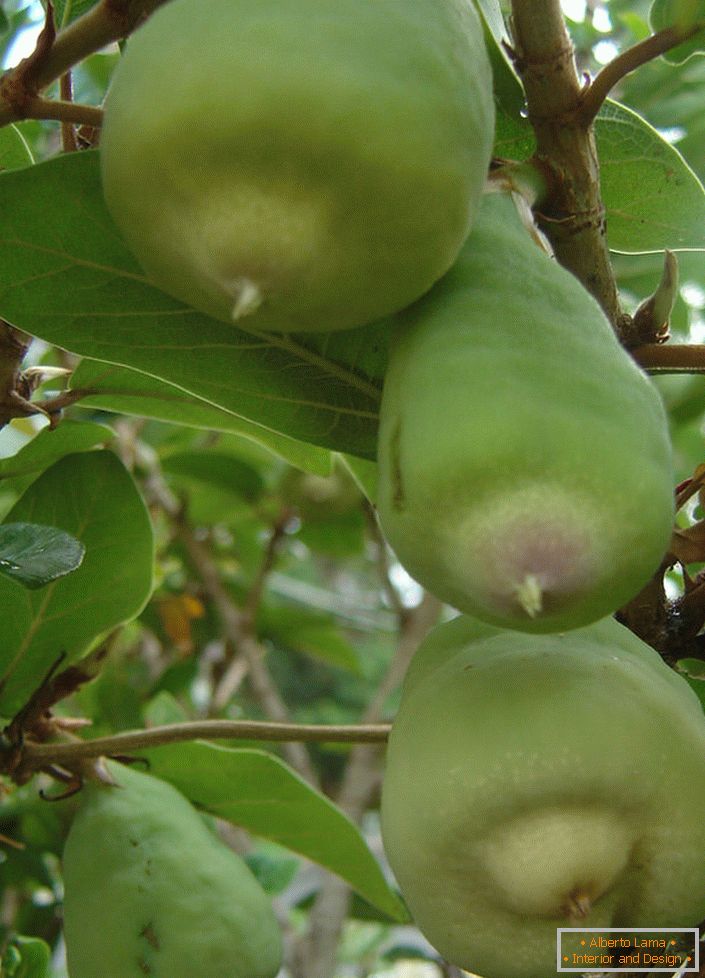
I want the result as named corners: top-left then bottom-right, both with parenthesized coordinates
top-left (143, 741), bottom-right (408, 922)
top-left (650, 0), bottom-right (705, 64)
top-left (0, 420), bottom-right (113, 480)
top-left (1, 935), bottom-right (50, 978)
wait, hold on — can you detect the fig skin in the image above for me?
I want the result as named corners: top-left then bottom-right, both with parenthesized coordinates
top-left (381, 614), bottom-right (705, 978)
top-left (376, 191), bottom-right (674, 632)
top-left (62, 762), bottom-right (282, 978)
top-left (100, 0), bottom-right (494, 332)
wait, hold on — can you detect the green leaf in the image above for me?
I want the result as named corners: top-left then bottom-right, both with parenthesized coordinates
top-left (650, 0), bottom-right (705, 64)
top-left (70, 359), bottom-right (334, 475)
top-left (1, 935), bottom-right (50, 978)
top-left (52, 0), bottom-right (99, 28)
top-left (143, 741), bottom-right (408, 922)
top-left (0, 151), bottom-right (382, 459)
top-left (260, 605), bottom-right (363, 673)
top-left (244, 847), bottom-right (300, 895)
top-left (495, 99), bottom-right (705, 252)
top-left (162, 450), bottom-right (265, 502)
top-left (0, 521), bottom-right (84, 589)
top-left (596, 100), bottom-right (705, 251)
top-left (471, 0), bottom-right (525, 118)
top-left (143, 690), bottom-right (190, 726)
top-left (0, 451), bottom-right (154, 715)
top-left (0, 420), bottom-right (113, 480)
top-left (0, 125), bottom-right (33, 171)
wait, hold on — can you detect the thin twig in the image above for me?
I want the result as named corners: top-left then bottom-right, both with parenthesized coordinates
top-left (579, 24), bottom-right (705, 124)
top-left (212, 508), bottom-right (292, 711)
top-left (14, 719), bottom-right (391, 775)
top-left (59, 71), bottom-right (78, 152)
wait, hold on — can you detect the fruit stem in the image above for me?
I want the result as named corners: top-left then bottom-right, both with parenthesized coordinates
top-left (565, 888), bottom-right (593, 921)
top-left (515, 573), bottom-right (544, 618)
top-left (231, 279), bottom-right (264, 320)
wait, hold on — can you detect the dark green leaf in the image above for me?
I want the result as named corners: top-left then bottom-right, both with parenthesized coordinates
top-left (143, 741), bottom-right (407, 921)
top-left (0, 451), bottom-right (154, 714)
top-left (162, 450), bottom-right (264, 502)
top-left (0, 521), bottom-right (84, 588)
top-left (70, 358), bottom-right (334, 475)
top-left (0, 125), bottom-right (33, 171)
top-left (0, 151), bottom-right (382, 458)
top-left (260, 605), bottom-right (363, 673)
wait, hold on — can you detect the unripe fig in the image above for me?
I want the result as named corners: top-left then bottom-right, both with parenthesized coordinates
top-left (377, 192), bottom-right (674, 632)
top-left (62, 762), bottom-right (282, 978)
top-left (381, 614), bottom-right (705, 978)
top-left (100, 0), bottom-right (494, 332)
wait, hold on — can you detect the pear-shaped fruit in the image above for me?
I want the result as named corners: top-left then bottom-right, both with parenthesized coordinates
top-left (62, 761), bottom-right (282, 978)
top-left (100, 0), bottom-right (494, 332)
top-left (381, 614), bottom-right (705, 978)
top-left (376, 191), bottom-right (674, 632)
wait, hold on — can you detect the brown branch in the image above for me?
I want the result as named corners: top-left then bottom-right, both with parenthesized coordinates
top-left (243, 508), bottom-right (292, 622)
top-left (579, 24), bottom-right (705, 124)
top-left (509, 0), bottom-right (625, 333)
top-left (0, 385), bottom-right (92, 430)
top-left (23, 95), bottom-right (103, 128)
top-left (0, 321), bottom-right (33, 431)
top-left (632, 343), bottom-right (705, 374)
top-left (212, 508), bottom-right (293, 710)
top-left (0, 0), bottom-right (166, 128)
top-left (175, 517), bottom-right (320, 786)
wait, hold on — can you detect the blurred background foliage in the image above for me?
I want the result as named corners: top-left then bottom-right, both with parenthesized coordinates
top-left (1, 2), bottom-right (705, 977)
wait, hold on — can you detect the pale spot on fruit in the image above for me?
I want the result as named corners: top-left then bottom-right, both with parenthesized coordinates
top-left (453, 483), bottom-right (604, 622)
top-left (475, 806), bottom-right (633, 918)
top-left (230, 278), bottom-right (263, 320)
top-left (151, 175), bottom-right (333, 324)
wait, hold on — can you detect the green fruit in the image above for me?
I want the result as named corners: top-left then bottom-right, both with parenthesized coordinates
top-left (62, 762), bottom-right (282, 978)
top-left (376, 191), bottom-right (674, 632)
top-left (100, 0), bottom-right (494, 332)
top-left (381, 614), bottom-right (705, 978)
